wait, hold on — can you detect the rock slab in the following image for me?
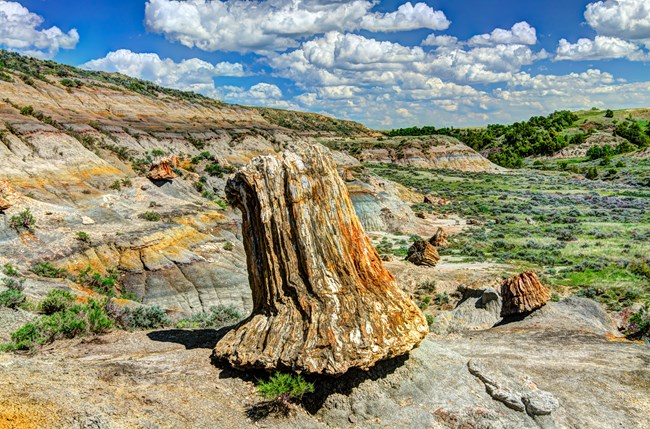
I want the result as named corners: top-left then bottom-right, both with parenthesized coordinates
top-left (213, 144), bottom-right (428, 375)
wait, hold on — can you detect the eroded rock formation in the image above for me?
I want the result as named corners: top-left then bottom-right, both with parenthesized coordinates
top-left (213, 144), bottom-right (428, 375)
top-left (147, 156), bottom-right (178, 181)
top-left (500, 271), bottom-right (551, 317)
top-left (406, 239), bottom-right (440, 267)
top-left (429, 227), bottom-right (449, 248)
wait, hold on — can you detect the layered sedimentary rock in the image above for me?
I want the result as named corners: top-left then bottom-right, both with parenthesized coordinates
top-left (148, 156), bottom-right (178, 181)
top-left (213, 144), bottom-right (428, 375)
top-left (500, 271), bottom-right (551, 317)
top-left (406, 239), bottom-right (440, 267)
top-left (429, 227), bottom-right (449, 248)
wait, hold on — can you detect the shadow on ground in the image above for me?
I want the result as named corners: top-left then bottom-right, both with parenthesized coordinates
top-left (147, 326), bottom-right (232, 349)
top-left (213, 347), bottom-right (411, 419)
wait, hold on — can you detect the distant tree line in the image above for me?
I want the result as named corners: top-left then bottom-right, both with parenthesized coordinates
top-left (385, 110), bottom-right (650, 168)
top-left (385, 111), bottom-right (579, 168)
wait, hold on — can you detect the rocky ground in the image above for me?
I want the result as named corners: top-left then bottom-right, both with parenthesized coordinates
top-left (1, 296), bottom-right (647, 429)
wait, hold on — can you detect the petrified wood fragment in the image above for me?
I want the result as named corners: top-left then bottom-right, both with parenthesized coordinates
top-left (406, 239), bottom-right (440, 267)
top-left (0, 196), bottom-right (10, 211)
top-left (500, 271), bottom-right (551, 317)
top-left (147, 156), bottom-right (178, 180)
top-left (429, 227), bottom-right (448, 248)
top-left (213, 144), bottom-right (428, 375)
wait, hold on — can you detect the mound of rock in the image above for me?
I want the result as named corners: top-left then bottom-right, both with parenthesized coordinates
top-left (406, 239), bottom-right (440, 267)
top-left (428, 227), bottom-right (448, 248)
top-left (213, 144), bottom-right (428, 375)
top-left (500, 271), bottom-right (551, 317)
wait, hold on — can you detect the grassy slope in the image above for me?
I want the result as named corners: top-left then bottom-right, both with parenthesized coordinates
top-left (371, 164), bottom-right (650, 311)
top-left (0, 49), bottom-right (370, 136)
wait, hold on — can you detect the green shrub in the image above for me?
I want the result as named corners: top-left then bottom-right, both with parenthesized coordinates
top-left (126, 305), bottom-right (171, 330)
top-left (176, 305), bottom-right (243, 329)
top-left (40, 290), bottom-right (75, 315)
top-left (138, 211), bottom-right (161, 222)
top-left (630, 260), bottom-right (650, 280)
top-left (75, 231), bottom-right (91, 243)
top-left (1, 299), bottom-right (113, 351)
top-left (19, 105), bottom-right (34, 116)
top-left (605, 109), bottom-right (614, 118)
top-left (205, 162), bottom-right (234, 178)
top-left (257, 373), bottom-right (314, 401)
top-left (435, 292), bottom-right (450, 305)
top-left (2, 277), bottom-right (24, 290)
top-left (3, 264), bottom-right (19, 277)
top-left (77, 266), bottom-right (118, 296)
top-left (223, 241), bottom-right (234, 251)
top-left (109, 180), bottom-right (122, 190)
top-left (9, 208), bottom-right (36, 233)
top-left (32, 262), bottom-right (67, 278)
top-left (418, 280), bottom-right (437, 293)
top-left (426, 314), bottom-right (435, 326)
top-left (626, 304), bottom-right (649, 340)
top-left (0, 289), bottom-right (26, 309)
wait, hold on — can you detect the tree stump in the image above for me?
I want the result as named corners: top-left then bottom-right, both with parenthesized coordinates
top-left (406, 240), bottom-right (440, 267)
top-left (429, 227), bottom-right (448, 248)
top-left (213, 144), bottom-right (428, 375)
top-left (500, 271), bottom-right (551, 317)
top-left (147, 156), bottom-right (178, 180)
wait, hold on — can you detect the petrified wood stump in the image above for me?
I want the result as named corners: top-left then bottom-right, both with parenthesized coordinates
top-left (429, 227), bottom-right (449, 248)
top-left (500, 271), bottom-right (551, 317)
top-left (213, 144), bottom-right (428, 375)
top-left (147, 156), bottom-right (178, 180)
top-left (406, 239), bottom-right (440, 267)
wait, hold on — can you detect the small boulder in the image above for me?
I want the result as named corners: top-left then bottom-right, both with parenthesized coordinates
top-left (523, 390), bottom-right (559, 416)
top-left (81, 216), bottom-right (95, 225)
top-left (406, 240), bottom-right (440, 267)
top-left (500, 271), bottom-right (551, 317)
top-left (341, 169), bottom-right (355, 182)
top-left (429, 227), bottom-right (448, 248)
top-left (148, 156), bottom-right (178, 181)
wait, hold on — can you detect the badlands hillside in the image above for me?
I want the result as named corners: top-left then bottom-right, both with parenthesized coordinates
top-left (0, 52), bottom-right (648, 429)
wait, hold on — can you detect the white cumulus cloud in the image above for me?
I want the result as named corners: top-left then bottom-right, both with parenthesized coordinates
top-left (144, 0), bottom-right (449, 53)
top-left (421, 34), bottom-right (459, 47)
top-left (467, 21), bottom-right (537, 46)
top-left (360, 2), bottom-right (449, 32)
top-left (82, 50), bottom-right (247, 94)
top-left (585, 0), bottom-right (650, 41)
top-left (0, 0), bottom-right (79, 58)
top-left (555, 35), bottom-right (648, 61)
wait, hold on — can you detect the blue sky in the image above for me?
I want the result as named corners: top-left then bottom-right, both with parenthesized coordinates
top-left (1, 0), bottom-right (649, 128)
